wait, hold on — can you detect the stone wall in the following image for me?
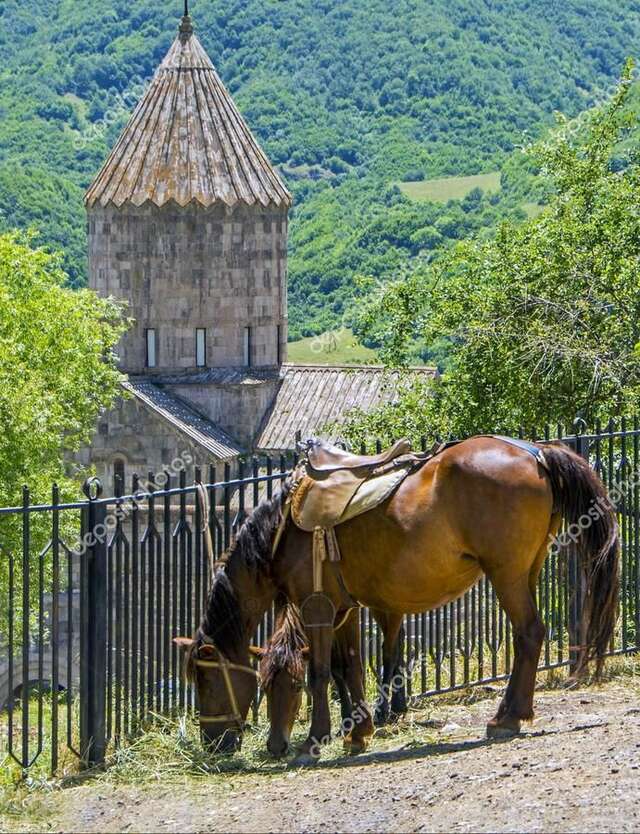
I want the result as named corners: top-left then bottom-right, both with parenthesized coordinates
top-left (75, 395), bottom-right (235, 496)
top-left (87, 201), bottom-right (289, 374)
top-left (166, 379), bottom-right (280, 448)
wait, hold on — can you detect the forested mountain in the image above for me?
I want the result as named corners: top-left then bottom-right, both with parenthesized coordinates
top-left (1, 0), bottom-right (639, 339)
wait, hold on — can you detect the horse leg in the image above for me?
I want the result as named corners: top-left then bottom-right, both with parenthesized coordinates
top-left (338, 613), bottom-right (374, 754)
top-left (295, 621), bottom-right (334, 762)
top-left (486, 565), bottom-right (546, 738)
top-left (390, 622), bottom-right (409, 718)
top-left (330, 644), bottom-right (354, 729)
top-left (372, 610), bottom-right (404, 726)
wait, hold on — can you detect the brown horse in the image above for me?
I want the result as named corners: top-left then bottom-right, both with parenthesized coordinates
top-left (253, 607), bottom-right (408, 756)
top-left (175, 437), bottom-right (619, 760)
top-left (250, 606), bottom-right (376, 756)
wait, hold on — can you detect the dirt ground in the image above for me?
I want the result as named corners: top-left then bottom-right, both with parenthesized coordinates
top-left (10, 678), bottom-right (640, 834)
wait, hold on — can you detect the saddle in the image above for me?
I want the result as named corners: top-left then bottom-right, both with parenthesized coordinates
top-left (291, 438), bottom-right (429, 533)
top-left (304, 438), bottom-right (413, 476)
top-left (289, 437), bottom-right (429, 607)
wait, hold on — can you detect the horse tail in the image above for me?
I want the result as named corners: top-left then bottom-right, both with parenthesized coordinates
top-left (541, 442), bottom-right (619, 675)
top-left (543, 442), bottom-right (620, 674)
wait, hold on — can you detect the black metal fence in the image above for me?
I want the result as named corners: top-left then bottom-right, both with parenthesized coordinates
top-left (1, 420), bottom-right (640, 776)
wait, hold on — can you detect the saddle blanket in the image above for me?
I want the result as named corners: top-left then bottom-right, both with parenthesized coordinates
top-left (290, 463), bottom-right (412, 533)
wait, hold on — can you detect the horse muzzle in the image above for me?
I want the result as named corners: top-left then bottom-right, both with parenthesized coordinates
top-left (201, 725), bottom-right (241, 753)
top-left (267, 733), bottom-right (290, 758)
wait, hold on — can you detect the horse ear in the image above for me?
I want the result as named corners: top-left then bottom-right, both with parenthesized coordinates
top-left (199, 643), bottom-right (217, 658)
top-left (173, 637), bottom-right (193, 652)
top-left (301, 646), bottom-right (310, 659)
top-left (248, 645), bottom-right (266, 658)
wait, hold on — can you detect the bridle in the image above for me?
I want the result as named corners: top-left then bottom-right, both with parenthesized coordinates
top-left (194, 645), bottom-right (259, 728)
top-left (192, 482), bottom-right (261, 730)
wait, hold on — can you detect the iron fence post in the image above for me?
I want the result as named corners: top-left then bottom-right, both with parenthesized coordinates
top-left (80, 478), bottom-right (108, 768)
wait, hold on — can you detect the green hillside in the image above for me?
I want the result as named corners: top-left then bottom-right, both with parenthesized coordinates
top-left (398, 172), bottom-right (501, 203)
top-left (0, 0), bottom-right (639, 330)
top-left (287, 328), bottom-right (378, 365)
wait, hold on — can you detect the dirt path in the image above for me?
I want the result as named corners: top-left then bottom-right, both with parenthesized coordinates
top-left (14, 679), bottom-right (640, 833)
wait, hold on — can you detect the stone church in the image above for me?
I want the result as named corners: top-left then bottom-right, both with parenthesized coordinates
top-left (79, 12), bottom-right (435, 493)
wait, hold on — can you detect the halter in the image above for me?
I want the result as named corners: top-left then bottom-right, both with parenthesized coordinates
top-left (194, 647), bottom-right (259, 728)
top-left (192, 481), bottom-right (261, 729)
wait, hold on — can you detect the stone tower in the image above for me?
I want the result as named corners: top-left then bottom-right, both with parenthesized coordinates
top-left (85, 13), bottom-right (291, 375)
top-left (78, 11), bottom-right (437, 494)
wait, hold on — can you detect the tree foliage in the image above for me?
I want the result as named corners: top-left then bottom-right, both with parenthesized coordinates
top-left (0, 232), bottom-right (127, 505)
top-left (0, 232), bottom-right (127, 635)
top-left (342, 63), bottom-right (640, 445)
top-left (1, 0), bottom-right (640, 334)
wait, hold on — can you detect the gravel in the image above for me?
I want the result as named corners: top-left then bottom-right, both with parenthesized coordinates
top-left (13, 677), bottom-right (640, 834)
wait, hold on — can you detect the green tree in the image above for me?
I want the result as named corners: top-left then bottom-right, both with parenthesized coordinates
top-left (0, 232), bottom-right (128, 633)
top-left (343, 62), bottom-right (640, 446)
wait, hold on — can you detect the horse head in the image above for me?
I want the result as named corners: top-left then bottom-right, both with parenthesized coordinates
top-left (255, 605), bottom-right (309, 757)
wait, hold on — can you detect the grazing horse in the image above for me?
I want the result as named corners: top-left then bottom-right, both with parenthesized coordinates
top-left (249, 605), bottom-right (309, 756)
top-left (250, 606), bottom-right (375, 756)
top-left (175, 437), bottom-right (619, 760)
top-left (253, 607), bottom-right (408, 756)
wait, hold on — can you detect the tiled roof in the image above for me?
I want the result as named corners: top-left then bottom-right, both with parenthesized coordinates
top-left (254, 364), bottom-right (438, 452)
top-left (85, 16), bottom-right (291, 210)
top-left (124, 380), bottom-right (243, 460)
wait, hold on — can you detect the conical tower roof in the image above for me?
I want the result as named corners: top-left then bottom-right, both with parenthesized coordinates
top-left (85, 15), bottom-right (291, 209)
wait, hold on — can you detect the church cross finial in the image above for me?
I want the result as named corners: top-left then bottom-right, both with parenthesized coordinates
top-left (179, 0), bottom-right (193, 37)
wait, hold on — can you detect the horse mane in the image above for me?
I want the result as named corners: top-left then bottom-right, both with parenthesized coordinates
top-left (187, 481), bottom-right (292, 678)
top-left (259, 604), bottom-right (308, 691)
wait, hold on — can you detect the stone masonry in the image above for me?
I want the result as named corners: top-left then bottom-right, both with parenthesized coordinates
top-left (87, 202), bottom-right (288, 374)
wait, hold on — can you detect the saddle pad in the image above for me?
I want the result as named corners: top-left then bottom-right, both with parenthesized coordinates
top-left (291, 464), bottom-right (412, 533)
top-left (340, 465), bottom-right (411, 524)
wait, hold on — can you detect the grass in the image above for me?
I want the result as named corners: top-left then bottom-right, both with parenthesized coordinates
top-left (0, 694), bottom-right (82, 826)
top-left (287, 328), bottom-right (378, 365)
top-left (95, 654), bottom-right (640, 788)
top-left (2, 653), bottom-right (639, 832)
top-left (398, 171), bottom-right (501, 203)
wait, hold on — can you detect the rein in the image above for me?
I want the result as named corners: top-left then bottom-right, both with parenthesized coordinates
top-left (193, 481), bottom-right (258, 728)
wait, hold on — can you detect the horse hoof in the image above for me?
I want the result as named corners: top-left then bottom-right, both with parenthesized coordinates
top-left (486, 720), bottom-right (521, 739)
top-left (343, 735), bottom-right (367, 755)
top-left (289, 753), bottom-right (320, 768)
